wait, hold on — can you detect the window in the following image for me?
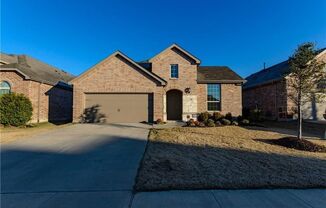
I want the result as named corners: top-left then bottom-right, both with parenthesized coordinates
top-left (0, 81), bottom-right (11, 95)
top-left (170, 64), bottom-right (178, 78)
top-left (207, 84), bottom-right (221, 111)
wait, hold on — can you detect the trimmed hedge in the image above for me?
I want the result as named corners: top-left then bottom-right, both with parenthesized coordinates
top-left (0, 93), bottom-right (33, 126)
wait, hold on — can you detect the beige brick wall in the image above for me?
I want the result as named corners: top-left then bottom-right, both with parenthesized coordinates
top-left (198, 83), bottom-right (242, 116)
top-left (151, 47), bottom-right (199, 120)
top-left (1, 71), bottom-right (72, 123)
top-left (71, 54), bottom-right (164, 122)
top-left (72, 48), bottom-right (244, 122)
top-left (221, 84), bottom-right (242, 116)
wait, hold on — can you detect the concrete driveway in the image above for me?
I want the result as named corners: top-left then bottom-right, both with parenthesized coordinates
top-left (1, 123), bottom-right (150, 208)
top-left (2, 123), bottom-right (325, 208)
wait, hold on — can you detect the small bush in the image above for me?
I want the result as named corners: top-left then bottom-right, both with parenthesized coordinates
top-left (221, 118), bottom-right (231, 125)
top-left (232, 121), bottom-right (239, 126)
top-left (212, 112), bottom-right (224, 121)
top-left (225, 112), bottom-right (233, 121)
top-left (237, 115), bottom-right (243, 122)
top-left (241, 119), bottom-right (250, 125)
top-left (155, 118), bottom-right (164, 124)
top-left (187, 119), bottom-right (196, 127)
top-left (198, 112), bottom-right (211, 123)
top-left (198, 122), bottom-right (206, 127)
top-left (215, 121), bottom-right (222, 126)
top-left (207, 119), bottom-right (215, 127)
top-left (0, 93), bottom-right (33, 126)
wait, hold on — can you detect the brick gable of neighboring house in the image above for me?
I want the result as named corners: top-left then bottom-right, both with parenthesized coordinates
top-left (243, 49), bottom-right (326, 121)
top-left (71, 44), bottom-right (245, 123)
top-left (0, 53), bottom-right (74, 123)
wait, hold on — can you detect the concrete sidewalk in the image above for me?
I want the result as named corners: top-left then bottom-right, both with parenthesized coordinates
top-left (131, 189), bottom-right (326, 208)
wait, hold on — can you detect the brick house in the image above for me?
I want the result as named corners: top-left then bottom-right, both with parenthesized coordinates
top-left (0, 53), bottom-right (75, 123)
top-left (243, 48), bottom-right (326, 121)
top-left (71, 44), bottom-right (245, 123)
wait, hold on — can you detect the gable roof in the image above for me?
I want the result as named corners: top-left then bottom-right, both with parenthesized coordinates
top-left (243, 60), bottom-right (290, 89)
top-left (148, 43), bottom-right (201, 64)
top-left (70, 51), bottom-right (167, 85)
top-left (0, 52), bottom-right (75, 86)
top-left (197, 66), bottom-right (245, 83)
top-left (243, 48), bottom-right (326, 90)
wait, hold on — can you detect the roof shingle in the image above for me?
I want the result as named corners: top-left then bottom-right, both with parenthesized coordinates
top-left (0, 52), bottom-right (75, 86)
top-left (197, 66), bottom-right (245, 83)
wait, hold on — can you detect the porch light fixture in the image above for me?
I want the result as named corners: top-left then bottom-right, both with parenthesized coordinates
top-left (185, 87), bottom-right (191, 94)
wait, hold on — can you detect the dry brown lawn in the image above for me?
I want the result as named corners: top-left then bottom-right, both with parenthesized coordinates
top-left (0, 122), bottom-right (71, 144)
top-left (135, 126), bottom-right (326, 191)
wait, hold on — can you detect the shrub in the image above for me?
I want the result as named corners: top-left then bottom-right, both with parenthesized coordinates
top-left (198, 122), bottom-right (206, 127)
top-left (198, 112), bottom-right (211, 123)
top-left (206, 119), bottom-right (215, 127)
top-left (237, 115), bottom-right (243, 122)
top-left (241, 119), bottom-right (250, 125)
top-left (232, 121), bottom-right (239, 126)
top-left (187, 119), bottom-right (196, 127)
top-left (155, 118), bottom-right (164, 124)
top-left (0, 93), bottom-right (33, 126)
top-left (194, 120), bottom-right (200, 126)
top-left (215, 121), bottom-right (222, 126)
top-left (225, 112), bottom-right (233, 121)
top-left (212, 112), bottom-right (224, 121)
top-left (221, 118), bottom-right (231, 125)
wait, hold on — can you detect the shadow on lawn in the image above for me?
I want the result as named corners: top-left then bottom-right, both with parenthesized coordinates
top-left (246, 121), bottom-right (325, 139)
top-left (135, 139), bottom-right (326, 191)
top-left (1, 133), bottom-right (326, 196)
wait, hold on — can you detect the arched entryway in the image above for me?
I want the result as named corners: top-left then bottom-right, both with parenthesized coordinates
top-left (166, 89), bottom-right (183, 120)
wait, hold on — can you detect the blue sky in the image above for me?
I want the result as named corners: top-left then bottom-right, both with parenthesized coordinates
top-left (1, 0), bottom-right (326, 77)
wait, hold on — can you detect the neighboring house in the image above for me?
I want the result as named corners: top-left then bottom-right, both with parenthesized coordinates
top-left (0, 52), bottom-right (75, 123)
top-left (71, 44), bottom-right (245, 123)
top-left (243, 48), bottom-right (326, 121)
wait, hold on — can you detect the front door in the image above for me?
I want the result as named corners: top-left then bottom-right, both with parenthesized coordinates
top-left (167, 90), bottom-right (182, 120)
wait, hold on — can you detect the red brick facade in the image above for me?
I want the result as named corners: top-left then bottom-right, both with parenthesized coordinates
top-left (243, 52), bottom-right (326, 121)
top-left (72, 46), bottom-right (244, 123)
top-left (0, 71), bottom-right (73, 123)
top-left (243, 80), bottom-right (289, 120)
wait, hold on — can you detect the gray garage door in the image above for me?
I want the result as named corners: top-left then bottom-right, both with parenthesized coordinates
top-left (84, 93), bottom-right (153, 123)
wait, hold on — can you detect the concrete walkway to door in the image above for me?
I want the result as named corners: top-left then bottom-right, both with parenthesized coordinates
top-left (1, 123), bottom-right (150, 208)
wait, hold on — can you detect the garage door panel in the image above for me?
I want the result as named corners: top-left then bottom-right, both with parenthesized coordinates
top-left (85, 93), bottom-right (152, 123)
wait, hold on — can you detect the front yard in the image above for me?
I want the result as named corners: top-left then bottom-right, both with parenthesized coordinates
top-left (0, 122), bottom-right (71, 144)
top-left (135, 126), bottom-right (326, 191)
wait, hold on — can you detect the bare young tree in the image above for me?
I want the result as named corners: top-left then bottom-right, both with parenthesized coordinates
top-left (287, 43), bottom-right (326, 139)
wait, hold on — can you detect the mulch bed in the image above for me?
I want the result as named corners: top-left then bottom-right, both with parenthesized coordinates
top-left (271, 137), bottom-right (326, 153)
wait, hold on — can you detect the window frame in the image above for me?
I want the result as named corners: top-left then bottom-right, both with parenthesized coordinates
top-left (170, 64), bottom-right (179, 79)
top-left (206, 83), bottom-right (221, 111)
top-left (0, 81), bottom-right (11, 95)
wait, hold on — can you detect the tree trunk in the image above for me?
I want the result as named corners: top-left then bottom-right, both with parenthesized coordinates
top-left (297, 88), bottom-right (302, 140)
top-left (297, 104), bottom-right (302, 140)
